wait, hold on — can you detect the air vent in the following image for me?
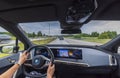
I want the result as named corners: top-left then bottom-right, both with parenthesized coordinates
top-left (109, 55), bottom-right (117, 66)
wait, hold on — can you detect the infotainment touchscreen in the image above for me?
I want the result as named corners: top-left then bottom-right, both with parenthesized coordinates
top-left (57, 49), bottom-right (82, 59)
top-left (58, 49), bottom-right (69, 57)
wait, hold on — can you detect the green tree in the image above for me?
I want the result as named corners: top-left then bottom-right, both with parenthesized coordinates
top-left (32, 32), bottom-right (36, 38)
top-left (81, 33), bottom-right (91, 37)
top-left (74, 34), bottom-right (81, 39)
top-left (107, 31), bottom-right (117, 38)
top-left (91, 32), bottom-right (99, 37)
top-left (37, 31), bottom-right (42, 37)
top-left (27, 33), bottom-right (33, 38)
top-left (98, 33), bottom-right (109, 39)
top-left (98, 31), bottom-right (117, 39)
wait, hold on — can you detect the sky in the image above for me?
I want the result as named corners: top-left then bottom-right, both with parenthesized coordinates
top-left (19, 21), bottom-right (61, 35)
top-left (0, 27), bottom-right (7, 32)
top-left (0, 20), bottom-right (120, 35)
top-left (81, 21), bottom-right (120, 34)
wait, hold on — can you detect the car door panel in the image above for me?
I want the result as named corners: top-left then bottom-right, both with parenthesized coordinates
top-left (0, 53), bottom-right (19, 74)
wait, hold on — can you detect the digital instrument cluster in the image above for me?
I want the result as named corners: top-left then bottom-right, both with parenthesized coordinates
top-left (34, 48), bottom-right (82, 59)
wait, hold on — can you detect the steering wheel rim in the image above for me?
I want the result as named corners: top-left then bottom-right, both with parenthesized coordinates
top-left (24, 45), bottom-right (54, 78)
top-left (27, 45), bottom-right (54, 64)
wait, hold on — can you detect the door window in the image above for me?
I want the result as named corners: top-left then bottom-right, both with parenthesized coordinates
top-left (0, 27), bottom-right (24, 58)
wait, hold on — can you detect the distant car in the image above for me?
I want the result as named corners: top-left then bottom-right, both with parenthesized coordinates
top-left (58, 36), bottom-right (64, 40)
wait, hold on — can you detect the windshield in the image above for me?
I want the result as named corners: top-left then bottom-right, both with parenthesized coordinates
top-left (19, 20), bottom-right (120, 46)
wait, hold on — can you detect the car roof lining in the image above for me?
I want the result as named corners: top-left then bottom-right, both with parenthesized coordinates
top-left (0, 0), bottom-right (120, 23)
top-left (92, 0), bottom-right (120, 20)
top-left (0, 5), bottom-right (58, 23)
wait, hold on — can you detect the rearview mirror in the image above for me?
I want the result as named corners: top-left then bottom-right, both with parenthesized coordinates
top-left (61, 29), bottom-right (81, 34)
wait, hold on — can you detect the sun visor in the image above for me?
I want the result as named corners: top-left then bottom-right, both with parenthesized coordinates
top-left (0, 5), bottom-right (57, 23)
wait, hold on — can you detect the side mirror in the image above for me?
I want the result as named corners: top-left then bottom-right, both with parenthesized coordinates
top-left (1, 45), bottom-right (14, 53)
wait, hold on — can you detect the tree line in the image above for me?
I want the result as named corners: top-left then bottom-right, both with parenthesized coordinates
top-left (27, 31), bottom-right (43, 38)
top-left (74, 31), bottom-right (117, 39)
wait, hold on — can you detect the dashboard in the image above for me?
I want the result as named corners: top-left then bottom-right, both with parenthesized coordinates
top-left (24, 45), bottom-right (118, 77)
top-left (30, 46), bottom-right (117, 67)
top-left (35, 48), bottom-right (82, 59)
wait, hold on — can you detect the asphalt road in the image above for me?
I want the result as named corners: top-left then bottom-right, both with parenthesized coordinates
top-left (49, 38), bottom-right (101, 46)
top-left (0, 38), bottom-right (101, 46)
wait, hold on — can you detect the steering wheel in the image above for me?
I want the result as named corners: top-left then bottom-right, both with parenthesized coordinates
top-left (24, 45), bottom-right (54, 78)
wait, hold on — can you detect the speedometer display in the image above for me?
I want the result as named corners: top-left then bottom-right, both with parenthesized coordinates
top-left (35, 48), bottom-right (49, 57)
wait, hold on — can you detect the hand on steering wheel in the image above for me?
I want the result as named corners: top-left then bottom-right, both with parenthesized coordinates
top-left (47, 63), bottom-right (55, 78)
top-left (18, 51), bottom-right (29, 65)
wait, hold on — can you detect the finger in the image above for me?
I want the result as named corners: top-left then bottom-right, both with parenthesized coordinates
top-left (27, 53), bottom-right (29, 56)
top-left (48, 62), bottom-right (52, 67)
top-left (24, 51), bottom-right (28, 54)
top-left (26, 53), bottom-right (29, 57)
top-left (22, 51), bottom-right (27, 55)
top-left (24, 51), bottom-right (29, 56)
top-left (49, 62), bottom-right (51, 67)
top-left (51, 64), bottom-right (55, 68)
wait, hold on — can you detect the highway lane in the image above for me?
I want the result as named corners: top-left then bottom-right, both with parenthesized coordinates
top-left (0, 38), bottom-right (101, 46)
top-left (49, 38), bottom-right (101, 46)
top-left (49, 39), bottom-right (69, 45)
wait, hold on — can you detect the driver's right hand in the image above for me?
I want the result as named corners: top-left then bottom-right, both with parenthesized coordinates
top-left (47, 63), bottom-right (55, 78)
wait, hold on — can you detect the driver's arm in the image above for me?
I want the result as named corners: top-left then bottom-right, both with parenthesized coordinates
top-left (0, 51), bottom-right (29, 78)
top-left (47, 63), bottom-right (55, 78)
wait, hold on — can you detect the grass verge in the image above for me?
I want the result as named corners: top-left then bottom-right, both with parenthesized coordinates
top-left (32, 38), bottom-right (55, 45)
top-left (66, 36), bottom-right (111, 44)
top-left (81, 37), bottom-right (111, 44)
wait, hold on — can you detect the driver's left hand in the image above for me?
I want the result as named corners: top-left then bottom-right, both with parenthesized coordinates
top-left (18, 51), bottom-right (29, 65)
